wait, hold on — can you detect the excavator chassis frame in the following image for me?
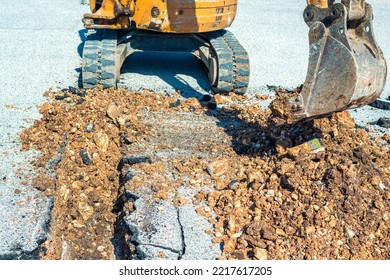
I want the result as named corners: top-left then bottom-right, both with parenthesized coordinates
top-left (82, 28), bottom-right (250, 94)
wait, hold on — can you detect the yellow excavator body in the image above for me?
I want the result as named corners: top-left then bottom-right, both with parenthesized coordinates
top-left (84, 0), bottom-right (238, 33)
top-left (82, 0), bottom-right (250, 94)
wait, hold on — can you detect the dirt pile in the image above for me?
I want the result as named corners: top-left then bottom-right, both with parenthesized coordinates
top-left (21, 87), bottom-right (389, 260)
top-left (197, 107), bottom-right (389, 260)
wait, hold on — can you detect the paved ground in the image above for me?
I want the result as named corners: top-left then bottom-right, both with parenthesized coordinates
top-left (121, 110), bottom-right (229, 259)
top-left (0, 1), bottom-right (89, 259)
top-left (0, 0), bottom-right (388, 259)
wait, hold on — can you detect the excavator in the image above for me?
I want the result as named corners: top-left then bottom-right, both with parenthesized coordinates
top-left (81, 0), bottom-right (387, 122)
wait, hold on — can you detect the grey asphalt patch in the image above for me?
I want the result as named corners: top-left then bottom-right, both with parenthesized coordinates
top-left (177, 187), bottom-right (221, 260)
top-left (125, 186), bottom-right (220, 260)
top-left (121, 110), bottom-right (226, 260)
top-left (0, 184), bottom-right (53, 259)
top-left (126, 187), bottom-right (184, 260)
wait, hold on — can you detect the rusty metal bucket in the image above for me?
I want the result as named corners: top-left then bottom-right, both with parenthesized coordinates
top-left (288, 1), bottom-right (387, 122)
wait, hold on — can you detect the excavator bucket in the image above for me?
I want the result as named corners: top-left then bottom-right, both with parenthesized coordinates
top-left (286, 0), bottom-right (387, 122)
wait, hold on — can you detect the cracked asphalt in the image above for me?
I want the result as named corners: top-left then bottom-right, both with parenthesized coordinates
top-left (120, 110), bottom-right (228, 259)
top-left (0, 0), bottom-right (388, 259)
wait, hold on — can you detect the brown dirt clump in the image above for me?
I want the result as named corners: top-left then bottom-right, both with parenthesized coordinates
top-left (32, 173), bottom-right (56, 192)
top-left (20, 86), bottom-right (389, 260)
top-left (269, 87), bottom-right (302, 125)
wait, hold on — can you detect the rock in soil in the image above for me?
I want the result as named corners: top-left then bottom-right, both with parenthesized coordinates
top-left (377, 117), bottom-right (390, 129)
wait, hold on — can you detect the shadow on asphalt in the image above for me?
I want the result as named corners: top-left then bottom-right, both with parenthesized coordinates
top-left (121, 51), bottom-right (211, 99)
top-left (77, 29), bottom-right (88, 58)
top-left (76, 29), bottom-right (88, 87)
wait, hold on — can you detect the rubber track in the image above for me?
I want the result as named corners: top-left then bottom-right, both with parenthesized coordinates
top-left (221, 30), bottom-right (250, 95)
top-left (207, 32), bottom-right (235, 93)
top-left (206, 30), bottom-right (250, 95)
top-left (82, 30), bottom-right (101, 89)
top-left (82, 30), bottom-right (118, 89)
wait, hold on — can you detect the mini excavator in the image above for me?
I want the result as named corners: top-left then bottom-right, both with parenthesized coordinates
top-left (82, 0), bottom-right (387, 122)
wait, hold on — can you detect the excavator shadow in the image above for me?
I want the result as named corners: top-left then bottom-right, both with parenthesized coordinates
top-left (76, 29), bottom-right (89, 88)
top-left (77, 29), bottom-right (88, 58)
top-left (120, 51), bottom-right (212, 99)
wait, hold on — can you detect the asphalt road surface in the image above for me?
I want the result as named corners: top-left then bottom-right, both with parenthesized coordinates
top-left (0, 0), bottom-right (388, 259)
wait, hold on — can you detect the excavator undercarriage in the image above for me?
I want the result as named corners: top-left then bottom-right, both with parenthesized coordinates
top-left (82, 28), bottom-right (250, 94)
top-left (81, 0), bottom-right (387, 122)
top-left (82, 0), bottom-right (249, 94)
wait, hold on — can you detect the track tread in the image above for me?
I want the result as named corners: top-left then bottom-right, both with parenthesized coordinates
top-left (221, 30), bottom-right (250, 95)
top-left (205, 30), bottom-right (250, 95)
top-left (82, 29), bottom-right (118, 89)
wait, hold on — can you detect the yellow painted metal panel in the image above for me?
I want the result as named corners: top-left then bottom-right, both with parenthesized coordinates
top-left (85, 0), bottom-right (238, 33)
top-left (306, 0), bottom-right (329, 8)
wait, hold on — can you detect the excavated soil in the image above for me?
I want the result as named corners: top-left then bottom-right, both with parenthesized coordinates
top-left (20, 87), bottom-right (389, 260)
